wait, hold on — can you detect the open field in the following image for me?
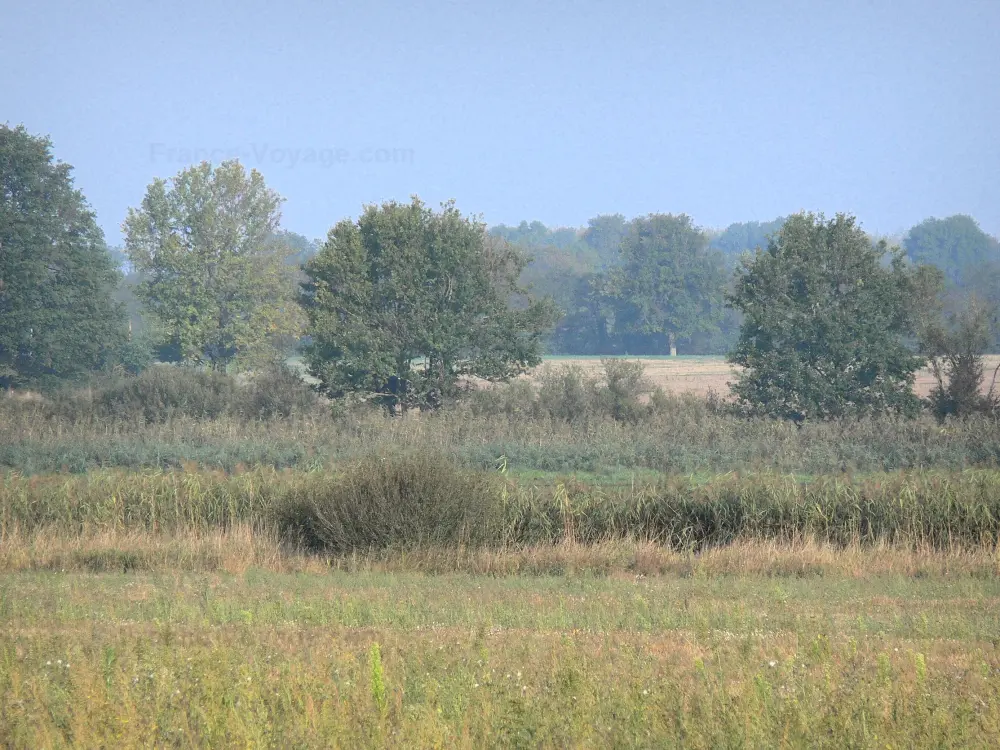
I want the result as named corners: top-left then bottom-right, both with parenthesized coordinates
top-left (532, 355), bottom-right (1000, 400)
top-left (1, 370), bottom-right (998, 746)
top-left (2, 544), bottom-right (1000, 747)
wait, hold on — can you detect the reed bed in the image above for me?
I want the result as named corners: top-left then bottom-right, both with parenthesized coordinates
top-left (4, 458), bottom-right (1000, 552)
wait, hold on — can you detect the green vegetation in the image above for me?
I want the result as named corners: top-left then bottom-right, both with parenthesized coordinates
top-left (302, 198), bottom-right (557, 411)
top-left (4, 458), bottom-right (1000, 553)
top-left (3, 559), bottom-right (1000, 746)
top-left (2, 363), bottom-right (999, 476)
top-left (729, 213), bottom-right (930, 422)
top-left (122, 160), bottom-right (303, 371)
top-left (606, 214), bottom-right (728, 356)
top-left (0, 124), bottom-right (127, 389)
top-left (3, 124), bottom-right (1000, 747)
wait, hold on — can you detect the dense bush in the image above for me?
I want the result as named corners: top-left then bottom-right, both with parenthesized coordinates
top-left (278, 453), bottom-right (509, 552)
top-left (240, 364), bottom-right (321, 420)
top-left (95, 367), bottom-right (241, 422)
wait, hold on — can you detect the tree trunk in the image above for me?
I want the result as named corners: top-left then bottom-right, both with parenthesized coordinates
top-left (669, 331), bottom-right (677, 357)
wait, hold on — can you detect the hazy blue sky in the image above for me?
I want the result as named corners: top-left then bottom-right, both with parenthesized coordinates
top-left (3, 0), bottom-right (998, 243)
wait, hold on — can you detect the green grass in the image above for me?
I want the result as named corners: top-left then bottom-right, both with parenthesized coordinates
top-left (2, 567), bottom-right (1000, 747)
top-left (7, 464), bottom-right (1000, 551)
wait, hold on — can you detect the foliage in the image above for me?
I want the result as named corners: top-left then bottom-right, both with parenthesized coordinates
top-left (489, 219), bottom-right (582, 251)
top-left (273, 228), bottom-right (321, 267)
top-left (240, 362), bottom-right (321, 419)
top-left (581, 213), bottom-right (629, 268)
top-left (281, 453), bottom-right (509, 553)
top-left (729, 213), bottom-right (928, 422)
top-left (0, 124), bottom-right (127, 389)
top-left (123, 160), bottom-right (303, 371)
top-left (606, 214), bottom-right (728, 355)
top-left (302, 198), bottom-right (558, 412)
top-left (921, 295), bottom-right (1000, 420)
top-left (710, 217), bottom-right (786, 261)
top-left (903, 214), bottom-right (1000, 285)
top-left (465, 360), bottom-right (655, 424)
top-left (93, 366), bottom-right (242, 423)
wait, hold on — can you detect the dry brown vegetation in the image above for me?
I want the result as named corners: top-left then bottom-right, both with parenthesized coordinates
top-left (526, 354), bottom-right (1000, 399)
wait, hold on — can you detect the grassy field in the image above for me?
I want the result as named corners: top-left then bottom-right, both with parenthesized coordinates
top-left (2, 367), bottom-right (999, 746)
top-left (2, 546), bottom-right (1000, 747)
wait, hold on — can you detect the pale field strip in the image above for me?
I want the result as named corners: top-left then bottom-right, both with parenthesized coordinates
top-left (527, 355), bottom-right (1000, 399)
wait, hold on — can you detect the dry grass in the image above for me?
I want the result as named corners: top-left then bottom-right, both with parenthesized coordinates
top-left (529, 354), bottom-right (1000, 399)
top-left (2, 526), bottom-right (1000, 580)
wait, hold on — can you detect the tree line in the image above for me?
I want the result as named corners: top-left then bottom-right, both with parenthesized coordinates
top-left (2, 124), bottom-right (997, 420)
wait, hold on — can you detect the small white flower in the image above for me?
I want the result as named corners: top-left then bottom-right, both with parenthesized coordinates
top-left (642, 689), bottom-right (648, 696)
top-left (768, 661), bottom-right (777, 668)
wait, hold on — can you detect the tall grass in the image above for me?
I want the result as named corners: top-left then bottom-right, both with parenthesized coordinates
top-left (4, 459), bottom-right (1000, 551)
top-left (2, 401), bottom-right (999, 476)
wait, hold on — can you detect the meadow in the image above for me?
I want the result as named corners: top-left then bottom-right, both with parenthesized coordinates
top-left (2, 362), bottom-right (1000, 747)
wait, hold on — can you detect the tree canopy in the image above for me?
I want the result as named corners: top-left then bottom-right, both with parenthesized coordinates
top-left (0, 124), bottom-right (126, 389)
top-left (710, 218), bottom-right (786, 264)
top-left (728, 213), bottom-right (928, 422)
top-left (606, 214), bottom-right (727, 355)
top-left (903, 215), bottom-right (1000, 286)
top-left (302, 198), bottom-right (557, 412)
top-left (123, 160), bottom-right (303, 371)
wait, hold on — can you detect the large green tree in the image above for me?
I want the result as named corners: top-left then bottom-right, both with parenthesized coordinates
top-left (728, 213), bottom-right (928, 422)
top-left (302, 198), bottom-right (557, 411)
top-left (0, 124), bottom-right (126, 389)
top-left (123, 160), bottom-right (302, 371)
top-left (606, 213), bottom-right (727, 355)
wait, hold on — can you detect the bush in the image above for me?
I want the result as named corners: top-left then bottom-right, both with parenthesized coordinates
top-left (280, 452), bottom-right (508, 552)
top-left (465, 360), bottom-right (656, 423)
top-left (240, 364), bottom-right (319, 420)
top-left (95, 366), bottom-right (241, 423)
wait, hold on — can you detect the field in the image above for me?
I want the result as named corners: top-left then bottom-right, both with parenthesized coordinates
top-left (3, 540), bottom-right (1000, 747)
top-left (2, 370), bottom-right (1000, 747)
top-left (532, 355), bottom-right (1000, 400)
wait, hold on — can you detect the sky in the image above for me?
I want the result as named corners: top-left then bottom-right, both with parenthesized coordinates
top-left (2, 0), bottom-right (999, 244)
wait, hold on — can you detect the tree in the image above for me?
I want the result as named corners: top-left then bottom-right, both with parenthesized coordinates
top-left (710, 217), bottom-right (786, 258)
top-left (123, 160), bottom-right (302, 371)
top-left (302, 198), bottom-right (558, 412)
top-left (606, 214), bottom-right (727, 356)
top-left (728, 213), bottom-right (927, 422)
top-left (903, 215), bottom-right (1000, 286)
top-left (0, 124), bottom-right (126, 389)
top-left (920, 295), bottom-right (1000, 420)
top-left (582, 213), bottom-right (628, 268)
top-left (273, 229), bottom-right (321, 267)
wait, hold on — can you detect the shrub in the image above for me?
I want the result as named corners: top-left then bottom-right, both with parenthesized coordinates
top-left (95, 366), bottom-right (241, 423)
top-left (464, 360), bottom-right (655, 423)
top-left (240, 364), bottom-right (319, 420)
top-left (591, 359), bottom-right (650, 422)
top-left (280, 452), bottom-right (508, 552)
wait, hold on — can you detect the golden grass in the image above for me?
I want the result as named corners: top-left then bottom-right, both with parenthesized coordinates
top-left (3, 526), bottom-right (1000, 580)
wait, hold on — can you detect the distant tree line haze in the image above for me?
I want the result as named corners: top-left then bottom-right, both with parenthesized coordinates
top-left (1, 124), bottom-right (997, 420)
